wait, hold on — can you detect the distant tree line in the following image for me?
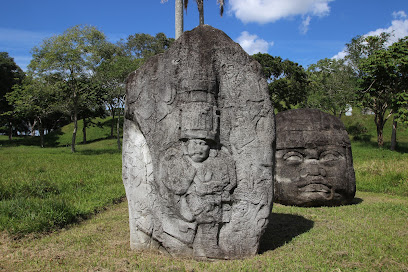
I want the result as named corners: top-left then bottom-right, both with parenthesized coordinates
top-left (253, 32), bottom-right (408, 150)
top-left (1, 25), bottom-right (407, 151)
top-left (0, 25), bottom-right (173, 152)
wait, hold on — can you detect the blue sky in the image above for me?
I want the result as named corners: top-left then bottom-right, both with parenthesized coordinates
top-left (1, 0), bottom-right (407, 71)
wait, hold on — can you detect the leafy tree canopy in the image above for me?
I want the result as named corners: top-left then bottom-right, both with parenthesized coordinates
top-left (122, 32), bottom-right (174, 60)
top-left (0, 52), bottom-right (25, 137)
top-left (28, 25), bottom-right (110, 152)
top-left (252, 53), bottom-right (309, 112)
top-left (355, 34), bottom-right (408, 147)
top-left (306, 58), bottom-right (357, 117)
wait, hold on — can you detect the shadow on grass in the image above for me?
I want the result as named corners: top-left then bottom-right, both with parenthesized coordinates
top-left (78, 149), bottom-right (121, 155)
top-left (0, 130), bottom-right (62, 147)
top-left (77, 136), bottom-right (113, 145)
top-left (349, 197), bottom-right (363, 205)
top-left (259, 213), bottom-right (314, 253)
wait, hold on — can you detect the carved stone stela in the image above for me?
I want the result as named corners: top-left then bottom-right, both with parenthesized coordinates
top-left (122, 26), bottom-right (275, 259)
top-left (274, 109), bottom-right (356, 207)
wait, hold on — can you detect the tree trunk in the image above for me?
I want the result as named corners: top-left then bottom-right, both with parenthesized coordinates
top-left (197, 0), bottom-right (204, 25)
top-left (390, 116), bottom-right (397, 151)
top-left (111, 107), bottom-right (115, 138)
top-left (30, 119), bottom-right (38, 136)
top-left (82, 117), bottom-right (87, 144)
top-left (71, 103), bottom-right (78, 153)
top-left (117, 109), bottom-right (122, 151)
top-left (8, 121), bottom-right (12, 141)
top-left (375, 114), bottom-right (385, 148)
top-left (39, 118), bottom-right (44, 148)
top-left (175, 0), bottom-right (184, 39)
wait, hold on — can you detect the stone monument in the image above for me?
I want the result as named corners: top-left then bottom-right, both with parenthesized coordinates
top-left (122, 25), bottom-right (275, 259)
top-left (274, 109), bottom-right (356, 207)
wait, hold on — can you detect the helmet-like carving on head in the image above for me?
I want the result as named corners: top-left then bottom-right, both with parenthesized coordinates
top-left (179, 100), bottom-right (219, 142)
top-left (178, 69), bottom-right (219, 142)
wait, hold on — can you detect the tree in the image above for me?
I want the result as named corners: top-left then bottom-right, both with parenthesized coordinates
top-left (345, 32), bottom-right (391, 76)
top-left (29, 25), bottom-right (110, 152)
top-left (161, 0), bottom-right (185, 39)
top-left (122, 32), bottom-right (174, 60)
top-left (176, 0), bottom-right (184, 39)
top-left (355, 35), bottom-right (408, 148)
top-left (191, 0), bottom-right (225, 25)
top-left (163, 0), bottom-right (225, 31)
top-left (388, 37), bottom-right (408, 150)
top-left (252, 53), bottom-right (309, 112)
top-left (0, 52), bottom-right (25, 140)
top-left (6, 74), bottom-right (63, 147)
top-left (306, 58), bottom-right (357, 117)
top-left (94, 43), bottom-right (142, 149)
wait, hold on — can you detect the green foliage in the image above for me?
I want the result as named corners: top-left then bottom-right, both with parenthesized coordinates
top-left (29, 25), bottom-right (111, 152)
top-left (122, 32), bottom-right (174, 60)
top-left (390, 37), bottom-right (408, 126)
top-left (5, 75), bottom-right (66, 147)
top-left (0, 52), bottom-right (25, 137)
top-left (346, 121), bottom-right (370, 141)
top-left (345, 32), bottom-right (391, 75)
top-left (4, 25), bottom-right (173, 151)
top-left (306, 58), bottom-right (357, 117)
top-left (345, 33), bottom-right (408, 148)
top-left (252, 53), bottom-right (309, 112)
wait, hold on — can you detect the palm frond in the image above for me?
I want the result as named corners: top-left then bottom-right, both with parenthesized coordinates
top-left (184, 0), bottom-right (189, 11)
top-left (217, 0), bottom-right (225, 16)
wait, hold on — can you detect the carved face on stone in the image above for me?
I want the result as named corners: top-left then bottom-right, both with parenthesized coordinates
top-left (187, 139), bottom-right (210, 162)
top-left (274, 109), bottom-right (356, 206)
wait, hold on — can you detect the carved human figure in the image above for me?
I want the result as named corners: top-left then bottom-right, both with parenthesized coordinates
top-left (162, 105), bottom-right (236, 258)
top-left (274, 109), bottom-right (356, 206)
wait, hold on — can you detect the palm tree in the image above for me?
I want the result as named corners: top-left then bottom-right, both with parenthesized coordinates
top-left (176, 0), bottom-right (184, 39)
top-left (162, 0), bottom-right (225, 38)
top-left (185, 0), bottom-right (225, 26)
top-left (162, 0), bottom-right (184, 39)
top-left (217, 0), bottom-right (225, 17)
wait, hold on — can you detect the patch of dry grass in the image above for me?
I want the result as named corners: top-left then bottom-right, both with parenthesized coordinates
top-left (1, 191), bottom-right (407, 271)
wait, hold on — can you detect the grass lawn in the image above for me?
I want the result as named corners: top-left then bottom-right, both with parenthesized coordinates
top-left (0, 117), bottom-right (124, 235)
top-left (0, 114), bottom-right (408, 271)
top-left (1, 191), bottom-right (407, 271)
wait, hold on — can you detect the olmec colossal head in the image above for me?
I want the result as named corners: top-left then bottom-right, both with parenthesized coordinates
top-left (274, 109), bottom-right (356, 207)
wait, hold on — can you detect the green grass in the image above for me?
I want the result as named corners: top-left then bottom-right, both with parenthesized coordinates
top-left (1, 192), bottom-right (407, 271)
top-left (351, 142), bottom-right (408, 196)
top-left (342, 109), bottom-right (408, 150)
top-left (0, 118), bottom-right (124, 235)
top-left (0, 111), bottom-right (407, 272)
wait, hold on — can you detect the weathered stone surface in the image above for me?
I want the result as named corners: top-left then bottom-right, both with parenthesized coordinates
top-left (274, 109), bottom-right (356, 207)
top-left (122, 25), bottom-right (275, 259)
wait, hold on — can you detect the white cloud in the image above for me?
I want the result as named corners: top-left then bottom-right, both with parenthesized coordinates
top-left (332, 50), bottom-right (347, 60)
top-left (333, 11), bottom-right (408, 59)
top-left (300, 16), bottom-right (312, 35)
top-left (392, 10), bottom-right (407, 19)
top-left (365, 16), bottom-right (408, 45)
top-left (236, 31), bottom-right (274, 55)
top-left (228, 0), bottom-right (333, 33)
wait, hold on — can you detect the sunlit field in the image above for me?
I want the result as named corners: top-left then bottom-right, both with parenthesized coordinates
top-left (0, 114), bottom-right (407, 271)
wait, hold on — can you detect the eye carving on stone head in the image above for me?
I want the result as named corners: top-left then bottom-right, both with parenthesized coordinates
top-left (319, 150), bottom-right (343, 163)
top-left (282, 151), bottom-right (304, 164)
